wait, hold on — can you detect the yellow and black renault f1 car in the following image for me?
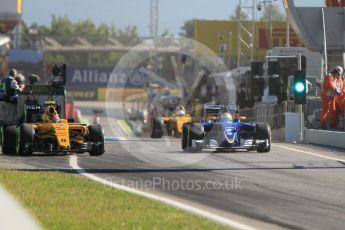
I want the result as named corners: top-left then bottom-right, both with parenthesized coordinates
top-left (149, 95), bottom-right (192, 138)
top-left (0, 65), bottom-right (104, 156)
top-left (12, 102), bottom-right (104, 156)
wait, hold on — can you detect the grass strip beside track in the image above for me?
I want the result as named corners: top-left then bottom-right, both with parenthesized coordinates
top-left (0, 170), bottom-right (229, 230)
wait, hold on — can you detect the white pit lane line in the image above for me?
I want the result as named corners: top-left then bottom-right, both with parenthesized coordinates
top-left (274, 144), bottom-right (345, 162)
top-left (69, 155), bottom-right (258, 230)
top-left (104, 136), bottom-right (126, 142)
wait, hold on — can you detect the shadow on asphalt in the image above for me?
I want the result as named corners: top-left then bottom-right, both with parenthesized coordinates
top-left (164, 150), bottom-right (266, 154)
top-left (8, 164), bottom-right (345, 174)
top-left (2, 153), bottom-right (74, 157)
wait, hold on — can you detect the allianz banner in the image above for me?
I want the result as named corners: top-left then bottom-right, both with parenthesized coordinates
top-left (66, 66), bottom-right (146, 88)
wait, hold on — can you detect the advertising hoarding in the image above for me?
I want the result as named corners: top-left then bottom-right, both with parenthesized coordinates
top-left (66, 66), bottom-right (146, 88)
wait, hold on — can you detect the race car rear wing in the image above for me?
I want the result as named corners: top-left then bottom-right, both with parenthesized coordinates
top-left (203, 104), bottom-right (239, 121)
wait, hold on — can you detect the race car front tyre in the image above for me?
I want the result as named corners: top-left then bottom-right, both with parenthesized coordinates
top-left (17, 124), bottom-right (34, 156)
top-left (150, 117), bottom-right (163, 138)
top-left (182, 123), bottom-right (204, 153)
top-left (88, 124), bottom-right (105, 156)
top-left (254, 122), bottom-right (271, 153)
top-left (2, 125), bottom-right (17, 155)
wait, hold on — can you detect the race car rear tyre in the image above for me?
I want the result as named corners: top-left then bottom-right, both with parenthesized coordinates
top-left (2, 125), bottom-right (17, 155)
top-left (150, 117), bottom-right (163, 138)
top-left (181, 123), bottom-right (189, 150)
top-left (182, 123), bottom-right (204, 153)
top-left (88, 124), bottom-right (105, 156)
top-left (17, 124), bottom-right (34, 156)
top-left (254, 123), bottom-right (271, 153)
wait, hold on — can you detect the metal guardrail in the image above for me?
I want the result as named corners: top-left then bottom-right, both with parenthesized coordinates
top-left (254, 103), bottom-right (286, 129)
top-left (243, 98), bottom-right (345, 132)
top-left (241, 99), bottom-right (326, 131)
top-left (241, 102), bottom-right (294, 130)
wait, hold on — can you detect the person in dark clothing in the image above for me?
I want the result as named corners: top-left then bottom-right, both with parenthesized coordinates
top-left (0, 69), bottom-right (25, 104)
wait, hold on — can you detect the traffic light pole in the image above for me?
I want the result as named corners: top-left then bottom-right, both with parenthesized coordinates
top-left (297, 54), bottom-right (304, 143)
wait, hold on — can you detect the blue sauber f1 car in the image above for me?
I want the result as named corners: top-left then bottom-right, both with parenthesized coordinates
top-left (182, 105), bottom-right (271, 153)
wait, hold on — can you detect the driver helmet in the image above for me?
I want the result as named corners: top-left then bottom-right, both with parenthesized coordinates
top-left (177, 105), bottom-right (186, 116)
top-left (44, 106), bottom-right (60, 123)
top-left (219, 112), bottom-right (232, 122)
top-left (177, 110), bottom-right (185, 116)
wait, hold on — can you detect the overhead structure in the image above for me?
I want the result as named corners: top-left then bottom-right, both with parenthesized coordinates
top-left (283, 0), bottom-right (345, 70)
top-left (149, 0), bottom-right (159, 38)
top-left (237, 0), bottom-right (255, 69)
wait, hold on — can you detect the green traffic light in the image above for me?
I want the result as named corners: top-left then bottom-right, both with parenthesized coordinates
top-left (294, 70), bottom-right (306, 104)
top-left (294, 82), bottom-right (305, 93)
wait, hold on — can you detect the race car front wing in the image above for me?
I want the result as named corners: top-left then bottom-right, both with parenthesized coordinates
top-left (193, 138), bottom-right (269, 150)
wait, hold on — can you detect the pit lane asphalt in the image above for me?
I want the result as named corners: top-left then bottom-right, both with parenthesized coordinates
top-left (1, 102), bottom-right (345, 230)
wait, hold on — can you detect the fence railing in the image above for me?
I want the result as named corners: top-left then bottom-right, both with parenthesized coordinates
top-left (241, 101), bottom-right (296, 130)
top-left (242, 98), bottom-right (327, 131)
